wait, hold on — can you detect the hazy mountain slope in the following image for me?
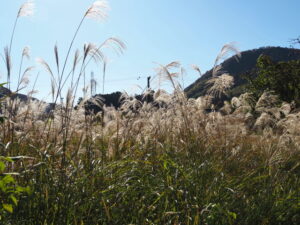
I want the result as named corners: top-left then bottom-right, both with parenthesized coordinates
top-left (0, 86), bottom-right (35, 101)
top-left (185, 46), bottom-right (300, 98)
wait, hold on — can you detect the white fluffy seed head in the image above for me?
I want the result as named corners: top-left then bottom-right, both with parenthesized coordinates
top-left (191, 64), bottom-right (201, 76)
top-left (206, 74), bottom-right (234, 98)
top-left (85, 0), bottom-right (110, 21)
top-left (18, 1), bottom-right (35, 17)
top-left (213, 42), bottom-right (241, 77)
top-left (22, 46), bottom-right (30, 59)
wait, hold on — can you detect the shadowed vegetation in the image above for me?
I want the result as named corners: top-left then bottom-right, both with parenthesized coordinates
top-left (247, 55), bottom-right (300, 105)
top-left (185, 47), bottom-right (300, 99)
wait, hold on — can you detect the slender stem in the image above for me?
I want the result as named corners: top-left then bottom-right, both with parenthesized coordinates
top-left (60, 55), bottom-right (83, 93)
top-left (9, 16), bottom-right (18, 56)
top-left (0, 54), bottom-right (5, 65)
top-left (61, 39), bottom-right (117, 93)
top-left (22, 72), bottom-right (39, 126)
top-left (53, 15), bottom-right (86, 106)
top-left (16, 55), bottom-right (24, 92)
top-left (73, 60), bottom-right (86, 104)
top-left (61, 15), bottom-right (85, 79)
top-left (71, 62), bottom-right (77, 90)
top-left (60, 38), bottom-right (113, 93)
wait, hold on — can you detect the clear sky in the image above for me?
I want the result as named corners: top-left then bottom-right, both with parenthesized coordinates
top-left (0, 0), bottom-right (299, 101)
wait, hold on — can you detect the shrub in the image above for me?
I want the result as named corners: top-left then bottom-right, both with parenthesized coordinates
top-left (0, 157), bottom-right (29, 220)
top-left (247, 55), bottom-right (300, 104)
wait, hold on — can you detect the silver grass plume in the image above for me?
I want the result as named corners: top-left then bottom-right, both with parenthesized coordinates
top-left (65, 88), bottom-right (73, 109)
top-left (51, 78), bottom-right (56, 101)
top-left (213, 42), bottom-right (241, 77)
top-left (19, 66), bottom-right (35, 86)
top-left (27, 89), bottom-right (38, 97)
top-left (191, 64), bottom-right (201, 76)
top-left (89, 96), bottom-right (104, 111)
top-left (54, 37), bottom-right (126, 98)
top-left (121, 95), bottom-right (142, 111)
top-left (36, 58), bottom-right (57, 87)
top-left (20, 75), bottom-right (30, 86)
top-left (212, 64), bottom-right (225, 77)
top-left (206, 74), bottom-right (234, 98)
top-left (85, 0), bottom-right (109, 21)
top-left (57, 0), bottom-right (110, 106)
top-left (155, 61), bottom-right (181, 89)
top-left (180, 67), bottom-right (186, 89)
top-left (166, 61), bottom-right (181, 69)
top-left (22, 46), bottom-right (30, 59)
top-left (73, 50), bottom-right (80, 72)
top-left (84, 43), bottom-right (104, 63)
top-left (100, 37), bottom-right (126, 56)
top-left (120, 91), bottom-right (130, 103)
top-left (54, 44), bottom-right (60, 74)
top-left (16, 46), bottom-right (31, 89)
top-left (154, 89), bottom-right (172, 104)
top-left (18, 1), bottom-right (35, 18)
top-left (71, 49), bottom-right (80, 87)
top-left (9, 1), bottom-right (35, 55)
top-left (4, 47), bottom-right (12, 82)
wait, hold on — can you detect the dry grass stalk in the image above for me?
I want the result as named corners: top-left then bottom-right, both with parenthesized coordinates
top-left (206, 73), bottom-right (234, 98)
top-left (213, 42), bottom-right (241, 77)
top-left (191, 64), bottom-right (201, 76)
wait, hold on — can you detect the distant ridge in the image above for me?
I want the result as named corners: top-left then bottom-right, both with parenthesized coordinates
top-left (0, 86), bottom-right (35, 101)
top-left (2, 47), bottom-right (300, 106)
top-left (185, 46), bottom-right (300, 98)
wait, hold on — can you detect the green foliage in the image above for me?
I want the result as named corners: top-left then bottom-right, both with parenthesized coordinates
top-left (247, 55), bottom-right (300, 104)
top-left (0, 157), bottom-right (29, 220)
top-left (186, 47), bottom-right (300, 99)
top-left (2, 143), bottom-right (299, 225)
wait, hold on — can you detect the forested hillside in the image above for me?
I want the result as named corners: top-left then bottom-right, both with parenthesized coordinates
top-left (185, 47), bottom-right (300, 98)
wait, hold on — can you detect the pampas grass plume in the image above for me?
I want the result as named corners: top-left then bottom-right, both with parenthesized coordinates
top-left (206, 73), bottom-right (234, 98)
top-left (85, 0), bottom-right (109, 21)
top-left (18, 1), bottom-right (35, 18)
top-left (22, 46), bottom-right (31, 59)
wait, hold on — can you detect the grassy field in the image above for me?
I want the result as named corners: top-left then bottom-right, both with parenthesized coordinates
top-left (0, 1), bottom-right (300, 224)
top-left (1, 84), bottom-right (300, 224)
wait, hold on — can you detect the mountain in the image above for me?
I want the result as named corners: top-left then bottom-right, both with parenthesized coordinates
top-left (0, 86), bottom-right (34, 101)
top-left (79, 91), bottom-right (157, 114)
top-left (185, 46), bottom-right (300, 99)
top-left (0, 86), bottom-right (11, 97)
top-left (0, 86), bottom-right (35, 115)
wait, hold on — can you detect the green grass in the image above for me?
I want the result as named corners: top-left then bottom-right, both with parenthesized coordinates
top-left (0, 128), bottom-right (299, 224)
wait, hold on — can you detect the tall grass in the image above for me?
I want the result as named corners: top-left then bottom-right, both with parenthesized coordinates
top-left (0, 1), bottom-right (299, 224)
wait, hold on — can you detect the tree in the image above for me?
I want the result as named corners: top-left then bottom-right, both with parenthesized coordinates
top-left (247, 55), bottom-right (300, 105)
top-left (291, 36), bottom-right (300, 46)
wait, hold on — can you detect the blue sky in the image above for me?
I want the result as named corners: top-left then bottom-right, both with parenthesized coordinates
top-left (0, 0), bottom-right (299, 101)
